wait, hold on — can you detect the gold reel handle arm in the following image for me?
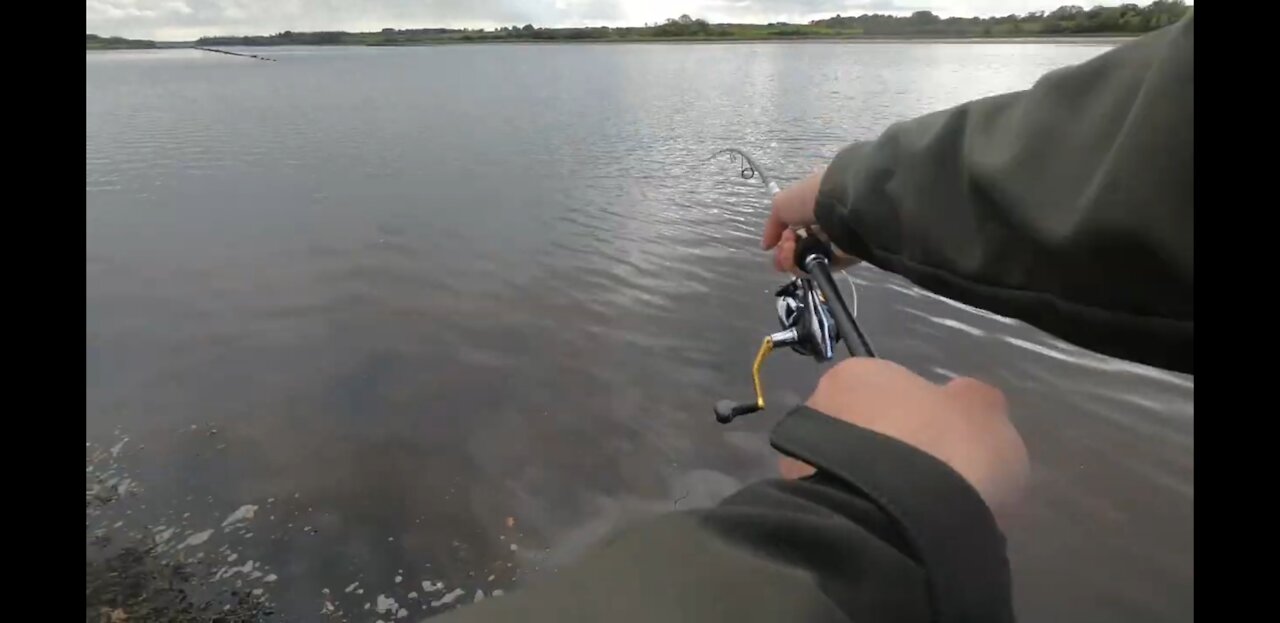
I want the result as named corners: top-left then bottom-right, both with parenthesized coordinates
top-left (713, 329), bottom-right (797, 424)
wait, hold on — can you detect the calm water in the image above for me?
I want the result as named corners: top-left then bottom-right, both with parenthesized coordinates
top-left (87, 42), bottom-right (1192, 622)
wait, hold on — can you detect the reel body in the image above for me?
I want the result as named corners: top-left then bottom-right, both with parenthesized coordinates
top-left (714, 229), bottom-right (876, 424)
top-left (774, 277), bottom-right (839, 363)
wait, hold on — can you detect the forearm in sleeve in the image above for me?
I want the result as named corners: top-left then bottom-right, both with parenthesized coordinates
top-left (816, 14), bottom-right (1194, 373)
top-left (432, 407), bottom-right (1013, 623)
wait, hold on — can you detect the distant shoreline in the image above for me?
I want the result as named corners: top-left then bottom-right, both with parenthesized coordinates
top-left (87, 34), bottom-right (1136, 53)
top-left (373, 35), bottom-right (1136, 45)
top-left (365, 34), bottom-right (1136, 46)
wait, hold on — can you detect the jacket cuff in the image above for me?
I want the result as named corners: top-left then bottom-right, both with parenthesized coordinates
top-left (770, 405), bottom-right (1015, 623)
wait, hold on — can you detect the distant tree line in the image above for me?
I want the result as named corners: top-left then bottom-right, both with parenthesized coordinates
top-left (105, 1), bottom-right (1188, 49)
top-left (197, 30), bottom-right (350, 46)
top-left (86, 33), bottom-right (157, 49)
top-left (812, 1), bottom-right (1190, 36)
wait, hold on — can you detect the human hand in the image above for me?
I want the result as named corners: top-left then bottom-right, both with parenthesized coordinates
top-left (779, 359), bottom-right (1030, 526)
top-left (763, 168), bottom-right (824, 250)
top-left (763, 168), bottom-right (858, 273)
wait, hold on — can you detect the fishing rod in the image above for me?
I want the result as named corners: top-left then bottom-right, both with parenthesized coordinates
top-left (708, 148), bottom-right (877, 424)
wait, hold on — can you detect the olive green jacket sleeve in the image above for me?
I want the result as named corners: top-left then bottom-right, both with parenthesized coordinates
top-left (430, 406), bottom-right (1013, 623)
top-left (816, 14), bottom-right (1193, 373)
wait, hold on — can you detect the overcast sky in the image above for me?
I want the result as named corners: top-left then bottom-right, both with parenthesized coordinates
top-left (87, 0), bottom-right (1148, 41)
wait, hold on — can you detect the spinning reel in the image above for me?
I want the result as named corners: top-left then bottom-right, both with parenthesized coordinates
top-left (709, 149), bottom-right (877, 424)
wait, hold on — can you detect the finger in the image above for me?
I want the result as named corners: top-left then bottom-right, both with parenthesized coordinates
top-left (778, 229), bottom-right (797, 268)
top-left (777, 235), bottom-right (798, 273)
top-left (778, 457), bottom-right (817, 480)
top-left (773, 229), bottom-right (790, 271)
top-left (762, 211), bottom-right (786, 250)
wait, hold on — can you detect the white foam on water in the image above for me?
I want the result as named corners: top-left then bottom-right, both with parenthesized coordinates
top-left (221, 505), bottom-right (258, 529)
top-left (375, 594), bottom-right (399, 614)
top-left (177, 529), bottom-right (214, 549)
top-left (214, 560), bottom-right (256, 581)
top-left (431, 588), bottom-right (466, 607)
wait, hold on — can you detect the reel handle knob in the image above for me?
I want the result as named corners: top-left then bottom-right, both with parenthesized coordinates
top-left (715, 400), bottom-right (762, 424)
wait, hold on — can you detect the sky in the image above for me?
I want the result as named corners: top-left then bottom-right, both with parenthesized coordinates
top-left (86, 0), bottom-right (1144, 41)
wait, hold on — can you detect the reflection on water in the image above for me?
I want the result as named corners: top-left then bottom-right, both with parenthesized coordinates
top-left (87, 42), bottom-right (1190, 622)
